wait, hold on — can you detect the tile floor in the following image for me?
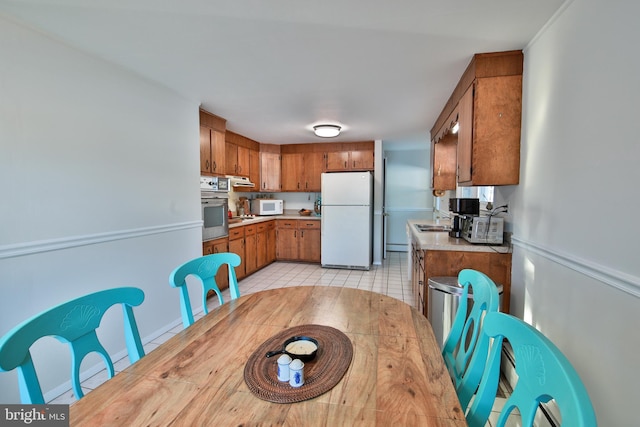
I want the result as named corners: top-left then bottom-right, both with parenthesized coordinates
top-left (49, 252), bottom-right (520, 426)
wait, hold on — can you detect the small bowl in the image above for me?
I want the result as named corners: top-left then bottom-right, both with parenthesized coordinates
top-left (299, 209), bottom-right (312, 216)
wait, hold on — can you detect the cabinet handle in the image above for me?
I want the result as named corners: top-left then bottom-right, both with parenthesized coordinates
top-left (212, 161), bottom-right (217, 171)
top-left (294, 231), bottom-right (297, 238)
top-left (205, 159), bottom-right (210, 170)
top-left (263, 182), bottom-right (266, 189)
top-left (301, 231), bottom-right (304, 237)
top-left (344, 161), bottom-right (347, 168)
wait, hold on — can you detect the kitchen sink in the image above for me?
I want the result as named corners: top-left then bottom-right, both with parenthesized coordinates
top-left (414, 224), bottom-right (451, 232)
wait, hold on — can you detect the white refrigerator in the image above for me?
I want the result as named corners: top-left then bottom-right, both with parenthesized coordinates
top-left (321, 172), bottom-right (373, 270)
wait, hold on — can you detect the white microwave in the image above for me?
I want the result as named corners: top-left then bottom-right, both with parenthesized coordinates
top-left (251, 199), bottom-right (283, 215)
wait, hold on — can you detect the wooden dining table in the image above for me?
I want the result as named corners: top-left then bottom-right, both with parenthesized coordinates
top-left (70, 286), bottom-right (467, 426)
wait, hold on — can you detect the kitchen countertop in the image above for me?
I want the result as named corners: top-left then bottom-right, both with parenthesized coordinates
top-left (407, 219), bottom-right (511, 253)
top-left (229, 210), bottom-right (321, 228)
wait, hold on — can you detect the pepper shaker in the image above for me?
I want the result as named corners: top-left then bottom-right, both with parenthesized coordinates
top-left (289, 359), bottom-right (304, 387)
top-left (277, 354), bottom-right (292, 382)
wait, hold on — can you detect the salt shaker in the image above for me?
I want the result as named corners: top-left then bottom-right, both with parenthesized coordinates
top-left (289, 358), bottom-right (305, 387)
top-left (277, 354), bottom-right (292, 382)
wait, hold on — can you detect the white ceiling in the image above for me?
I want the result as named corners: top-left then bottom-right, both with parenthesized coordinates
top-left (0, 0), bottom-right (564, 145)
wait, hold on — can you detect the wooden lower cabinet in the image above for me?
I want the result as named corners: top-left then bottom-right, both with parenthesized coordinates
top-left (244, 225), bottom-right (258, 276)
top-left (412, 247), bottom-right (512, 318)
top-left (228, 227), bottom-right (246, 280)
top-left (228, 221), bottom-right (277, 281)
top-left (298, 220), bottom-right (321, 262)
top-left (256, 222), bottom-right (275, 267)
top-left (202, 237), bottom-right (229, 291)
top-left (266, 222), bottom-right (277, 263)
top-left (276, 220), bottom-right (298, 260)
top-left (276, 219), bottom-right (321, 262)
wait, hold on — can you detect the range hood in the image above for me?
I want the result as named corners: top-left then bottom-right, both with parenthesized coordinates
top-left (227, 175), bottom-right (255, 188)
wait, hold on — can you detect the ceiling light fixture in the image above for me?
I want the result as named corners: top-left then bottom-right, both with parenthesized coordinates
top-left (313, 124), bottom-right (341, 138)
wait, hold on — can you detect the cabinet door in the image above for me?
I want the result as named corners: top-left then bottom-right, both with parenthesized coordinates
top-left (304, 152), bottom-right (323, 191)
top-left (351, 150), bottom-right (374, 171)
top-left (457, 85), bottom-right (474, 184)
top-left (260, 152), bottom-right (281, 191)
top-left (298, 221), bottom-right (320, 262)
top-left (325, 151), bottom-right (350, 171)
top-left (432, 131), bottom-right (457, 191)
top-left (237, 145), bottom-right (251, 177)
top-left (276, 228), bottom-right (298, 260)
top-left (267, 222), bottom-right (277, 263)
top-left (256, 228), bottom-right (268, 269)
top-left (200, 127), bottom-right (212, 174)
top-left (211, 130), bottom-right (226, 175)
top-left (225, 142), bottom-right (238, 175)
top-left (228, 237), bottom-right (245, 280)
top-left (236, 148), bottom-right (261, 193)
top-left (281, 153), bottom-right (303, 191)
top-left (244, 234), bottom-right (257, 274)
top-left (212, 239), bottom-right (229, 290)
top-left (458, 76), bottom-right (522, 186)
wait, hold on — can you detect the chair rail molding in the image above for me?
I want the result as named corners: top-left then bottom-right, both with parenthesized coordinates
top-left (511, 235), bottom-right (640, 298)
top-left (0, 221), bottom-right (203, 260)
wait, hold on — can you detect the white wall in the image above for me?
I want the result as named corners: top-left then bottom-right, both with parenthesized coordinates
top-left (0, 17), bottom-right (202, 402)
top-left (498, 0), bottom-right (640, 424)
top-left (383, 137), bottom-right (432, 251)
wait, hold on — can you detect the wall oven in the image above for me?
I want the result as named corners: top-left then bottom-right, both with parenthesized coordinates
top-left (201, 176), bottom-right (230, 241)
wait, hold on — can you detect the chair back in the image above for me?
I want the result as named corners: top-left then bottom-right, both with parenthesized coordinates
top-left (169, 252), bottom-right (241, 328)
top-left (0, 287), bottom-right (145, 403)
top-left (442, 269), bottom-right (500, 408)
top-left (466, 312), bottom-right (597, 427)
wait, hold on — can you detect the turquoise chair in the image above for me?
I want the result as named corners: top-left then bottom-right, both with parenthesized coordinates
top-left (441, 269), bottom-right (500, 409)
top-left (0, 287), bottom-right (145, 404)
top-left (169, 252), bottom-right (241, 328)
top-left (466, 312), bottom-right (597, 427)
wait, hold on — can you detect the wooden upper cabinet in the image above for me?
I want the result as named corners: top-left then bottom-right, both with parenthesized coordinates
top-left (226, 143), bottom-right (251, 177)
top-left (324, 142), bottom-right (375, 172)
top-left (459, 76), bottom-right (522, 186)
top-left (325, 151), bottom-right (350, 171)
top-left (304, 152), bottom-right (323, 191)
top-left (430, 50), bottom-right (523, 187)
top-left (225, 131), bottom-right (259, 179)
top-left (281, 153), bottom-right (303, 191)
top-left (456, 86), bottom-right (473, 184)
top-left (200, 126), bottom-right (212, 174)
top-left (248, 148), bottom-right (260, 188)
top-left (281, 151), bottom-right (323, 192)
top-left (350, 150), bottom-right (374, 171)
top-left (199, 110), bottom-right (226, 176)
top-left (431, 132), bottom-right (457, 191)
top-left (260, 151), bottom-right (281, 191)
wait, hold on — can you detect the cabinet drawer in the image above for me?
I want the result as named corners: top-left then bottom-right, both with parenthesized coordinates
top-left (257, 223), bottom-right (268, 233)
top-left (277, 220), bottom-right (298, 229)
top-left (229, 227), bottom-right (245, 240)
top-left (245, 225), bottom-right (257, 235)
top-left (299, 220), bottom-right (320, 229)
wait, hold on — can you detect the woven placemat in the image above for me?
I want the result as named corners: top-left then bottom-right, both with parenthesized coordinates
top-left (244, 324), bottom-right (353, 403)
